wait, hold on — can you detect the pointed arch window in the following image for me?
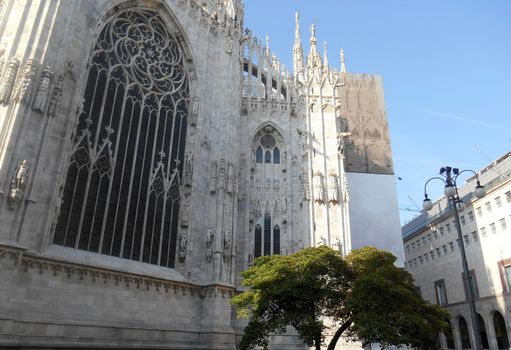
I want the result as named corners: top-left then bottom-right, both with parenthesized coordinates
top-left (254, 224), bottom-right (262, 258)
top-left (52, 9), bottom-right (189, 268)
top-left (273, 225), bottom-right (280, 255)
top-left (256, 147), bottom-right (263, 163)
top-left (273, 147), bottom-right (280, 164)
top-left (251, 127), bottom-right (285, 259)
top-left (264, 213), bottom-right (272, 256)
top-left (265, 150), bottom-right (272, 163)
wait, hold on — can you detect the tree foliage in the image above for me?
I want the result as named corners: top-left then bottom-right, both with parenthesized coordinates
top-left (232, 246), bottom-right (449, 350)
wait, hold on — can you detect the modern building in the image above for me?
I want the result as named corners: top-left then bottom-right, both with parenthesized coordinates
top-left (402, 151), bottom-right (511, 349)
top-left (0, 1), bottom-right (402, 348)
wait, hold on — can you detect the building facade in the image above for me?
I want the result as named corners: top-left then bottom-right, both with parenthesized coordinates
top-left (402, 152), bottom-right (511, 350)
top-left (0, 1), bottom-right (401, 348)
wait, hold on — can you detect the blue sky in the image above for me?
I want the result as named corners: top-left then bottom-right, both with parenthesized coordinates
top-left (244, 0), bottom-right (511, 225)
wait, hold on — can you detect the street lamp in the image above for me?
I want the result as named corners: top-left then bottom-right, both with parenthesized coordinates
top-left (423, 166), bottom-right (485, 350)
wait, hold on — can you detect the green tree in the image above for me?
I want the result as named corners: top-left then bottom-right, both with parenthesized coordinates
top-left (232, 246), bottom-right (449, 350)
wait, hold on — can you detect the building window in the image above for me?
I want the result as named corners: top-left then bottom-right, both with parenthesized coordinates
top-left (480, 227), bottom-right (487, 238)
top-left (436, 248), bottom-right (441, 257)
top-left (490, 222), bottom-right (497, 234)
top-left (427, 233), bottom-right (432, 242)
top-left (417, 239), bottom-right (421, 248)
top-left (434, 279), bottom-right (448, 305)
top-left (468, 210), bottom-right (474, 222)
top-left (256, 147), bottom-right (263, 163)
top-left (462, 270), bottom-right (479, 298)
top-left (505, 265), bottom-right (511, 292)
top-left (411, 242), bottom-right (415, 251)
top-left (413, 258), bottom-right (417, 266)
top-left (495, 196), bottom-right (502, 208)
top-left (273, 148), bottom-right (280, 164)
top-left (53, 9), bottom-right (190, 267)
top-left (463, 234), bottom-right (470, 245)
top-left (485, 201), bottom-right (492, 213)
top-left (476, 206), bottom-right (483, 217)
top-left (500, 218), bottom-right (507, 231)
top-left (460, 216), bottom-right (466, 226)
top-left (442, 245), bottom-right (447, 254)
top-left (429, 251), bottom-right (435, 260)
top-left (449, 242), bottom-right (454, 251)
top-left (439, 227), bottom-right (445, 236)
top-left (422, 237), bottom-right (427, 246)
top-left (419, 256), bottom-right (423, 264)
top-left (433, 231), bottom-right (438, 239)
top-left (446, 223), bottom-right (451, 233)
top-left (505, 190), bottom-right (511, 203)
top-left (471, 231), bottom-right (478, 242)
top-left (424, 253), bottom-right (429, 262)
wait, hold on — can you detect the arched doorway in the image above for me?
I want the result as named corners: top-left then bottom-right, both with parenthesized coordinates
top-left (477, 313), bottom-right (489, 349)
top-left (459, 316), bottom-right (471, 349)
top-left (493, 311), bottom-right (510, 349)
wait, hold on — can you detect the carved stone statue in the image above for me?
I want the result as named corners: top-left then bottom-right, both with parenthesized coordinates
top-left (205, 229), bottom-right (214, 263)
top-left (336, 132), bottom-right (351, 156)
top-left (183, 152), bottom-right (193, 187)
top-left (178, 232), bottom-right (188, 262)
top-left (8, 160), bottom-right (29, 209)
top-left (328, 171), bottom-right (339, 204)
top-left (0, 57), bottom-right (20, 105)
top-left (297, 129), bottom-right (309, 156)
top-left (313, 171), bottom-right (324, 203)
top-left (223, 230), bottom-right (232, 262)
top-left (33, 66), bottom-right (53, 112)
top-left (15, 58), bottom-right (38, 105)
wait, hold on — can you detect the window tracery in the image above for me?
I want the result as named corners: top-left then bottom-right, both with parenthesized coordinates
top-left (53, 9), bottom-right (190, 268)
top-left (250, 125), bottom-right (286, 258)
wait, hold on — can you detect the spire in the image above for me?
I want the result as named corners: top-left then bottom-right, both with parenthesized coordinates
top-left (293, 12), bottom-right (304, 81)
top-left (307, 22), bottom-right (322, 76)
top-left (340, 48), bottom-right (347, 73)
top-left (323, 41), bottom-right (329, 70)
top-left (265, 35), bottom-right (270, 57)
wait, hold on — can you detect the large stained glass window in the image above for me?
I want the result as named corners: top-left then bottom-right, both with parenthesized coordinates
top-left (53, 9), bottom-right (189, 268)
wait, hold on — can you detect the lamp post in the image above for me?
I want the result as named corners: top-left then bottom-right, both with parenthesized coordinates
top-left (423, 166), bottom-right (486, 350)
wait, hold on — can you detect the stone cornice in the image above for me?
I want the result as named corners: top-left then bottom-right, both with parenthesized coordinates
top-left (0, 244), bottom-right (235, 298)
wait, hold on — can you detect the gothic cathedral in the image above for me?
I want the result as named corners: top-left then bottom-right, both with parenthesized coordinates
top-left (0, 1), bottom-right (402, 348)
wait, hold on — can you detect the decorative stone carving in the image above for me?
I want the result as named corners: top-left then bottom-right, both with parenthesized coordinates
top-left (341, 173), bottom-right (350, 202)
top-left (223, 230), bottom-right (232, 262)
top-left (178, 232), bottom-right (188, 262)
top-left (183, 152), bottom-right (194, 187)
top-left (297, 128), bottom-right (309, 156)
top-left (317, 236), bottom-right (327, 246)
top-left (328, 170), bottom-right (339, 204)
top-left (8, 160), bottom-right (29, 209)
top-left (0, 57), bottom-right (20, 104)
top-left (209, 160), bottom-right (218, 193)
top-left (189, 96), bottom-right (199, 127)
top-left (300, 172), bottom-right (310, 201)
top-left (48, 75), bottom-right (64, 118)
top-left (205, 229), bottom-right (214, 263)
top-left (291, 154), bottom-right (298, 166)
top-left (33, 66), bottom-right (53, 112)
top-left (313, 171), bottom-right (324, 203)
top-left (336, 132), bottom-right (351, 156)
top-left (218, 159), bottom-right (226, 190)
top-left (15, 58), bottom-right (38, 105)
top-left (226, 162), bottom-right (234, 193)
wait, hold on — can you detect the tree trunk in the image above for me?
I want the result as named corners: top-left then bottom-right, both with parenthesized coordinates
top-left (327, 319), bottom-right (352, 350)
top-left (315, 333), bottom-right (322, 350)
